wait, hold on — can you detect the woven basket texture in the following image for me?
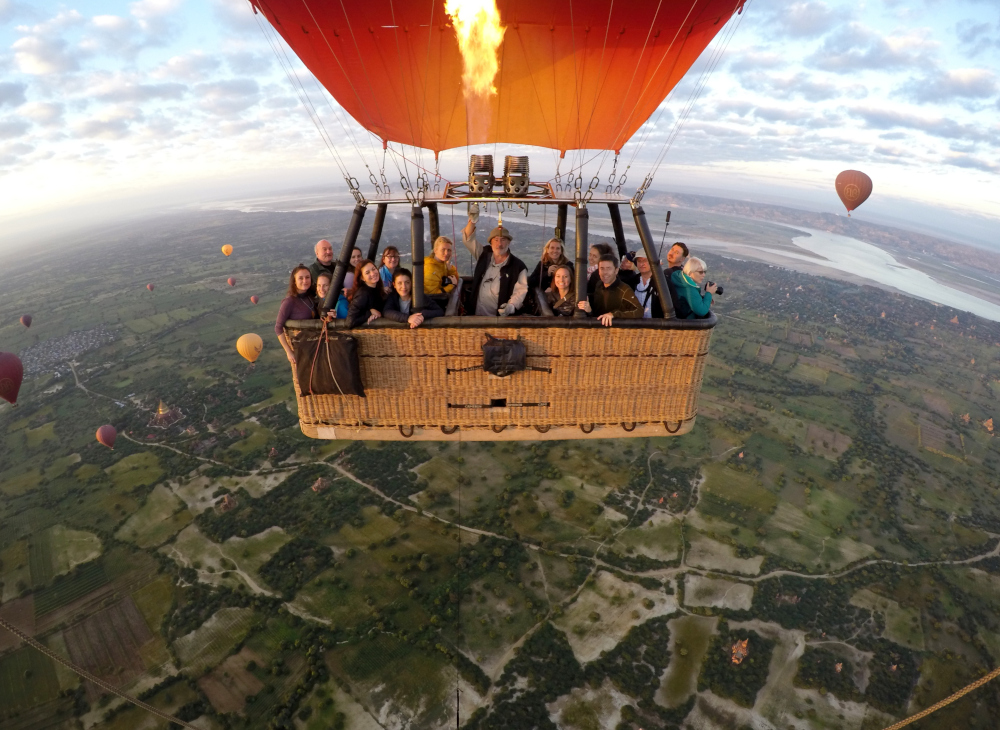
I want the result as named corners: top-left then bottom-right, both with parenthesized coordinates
top-left (287, 325), bottom-right (713, 431)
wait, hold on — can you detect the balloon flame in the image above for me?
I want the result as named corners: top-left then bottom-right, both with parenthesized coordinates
top-left (446, 0), bottom-right (505, 99)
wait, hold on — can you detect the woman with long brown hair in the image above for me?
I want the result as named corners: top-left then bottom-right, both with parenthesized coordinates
top-left (346, 259), bottom-right (387, 327)
top-left (529, 237), bottom-right (571, 294)
top-left (544, 264), bottom-right (576, 316)
top-left (275, 265), bottom-right (316, 365)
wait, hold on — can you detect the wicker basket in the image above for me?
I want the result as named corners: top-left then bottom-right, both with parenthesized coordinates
top-left (286, 315), bottom-right (715, 441)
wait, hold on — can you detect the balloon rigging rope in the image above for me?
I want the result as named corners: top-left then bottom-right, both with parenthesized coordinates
top-left (618, 0), bottom-right (701, 170)
top-left (573, 0), bottom-right (616, 154)
top-left (252, 9), bottom-right (352, 180)
top-left (647, 0), bottom-right (751, 177)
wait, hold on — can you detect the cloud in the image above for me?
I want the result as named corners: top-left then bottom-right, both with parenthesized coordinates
top-left (211, 0), bottom-right (257, 32)
top-left (851, 106), bottom-right (995, 144)
top-left (736, 70), bottom-right (844, 102)
top-left (775, 1), bottom-right (836, 38)
top-left (129, 0), bottom-right (182, 36)
top-left (904, 68), bottom-right (998, 103)
top-left (946, 154), bottom-right (998, 173)
top-left (810, 23), bottom-right (937, 72)
top-left (18, 101), bottom-right (63, 125)
top-left (0, 118), bottom-right (29, 138)
top-left (153, 51), bottom-right (222, 80)
top-left (194, 78), bottom-right (260, 115)
top-left (0, 82), bottom-right (26, 108)
top-left (955, 20), bottom-right (997, 57)
top-left (227, 51), bottom-right (271, 75)
top-left (12, 34), bottom-right (81, 75)
top-left (93, 80), bottom-right (187, 103)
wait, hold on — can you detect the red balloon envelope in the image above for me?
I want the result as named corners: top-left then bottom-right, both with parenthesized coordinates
top-left (0, 352), bottom-right (24, 406)
top-left (227, 277), bottom-right (237, 287)
top-left (835, 170), bottom-right (873, 215)
top-left (20, 314), bottom-right (32, 328)
top-left (252, 0), bottom-right (745, 153)
top-left (96, 424), bottom-right (117, 449)
top-left (250, 295), bottom-right (259, 305)
top-left (146, 283), bottom-right (155, 291)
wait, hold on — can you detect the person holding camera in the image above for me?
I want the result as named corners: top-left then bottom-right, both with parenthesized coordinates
top-left (671, 257), bottom-right (717, 319)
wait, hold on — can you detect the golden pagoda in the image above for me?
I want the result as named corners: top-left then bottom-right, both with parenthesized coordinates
top-left (731, 638), bottom-right (749, 665)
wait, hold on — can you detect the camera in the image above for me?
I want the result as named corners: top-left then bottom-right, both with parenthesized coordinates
top-left (707, 281), bottom-right (724, 296)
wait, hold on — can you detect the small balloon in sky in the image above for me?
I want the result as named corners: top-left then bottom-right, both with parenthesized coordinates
top-left (146, 283), bottom-right (155, 291)
top-left (250, 295), bottom-right (259, 305)
top-left (227, 277), bottom-right (237, 287)
top-left (835, 170), bottom-right (873, 216)
top-left (20, 314), bottom-right (32, 328)
top-left (221, 245), bottom-right (233, 256)
top-left (96, 424), bottom-right (117, 449)
top-left (237, 333), bottom-right (263, 363)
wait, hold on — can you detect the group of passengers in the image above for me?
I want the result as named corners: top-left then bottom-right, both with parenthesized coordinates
top-left (275, 208), bottom-right (716, 364)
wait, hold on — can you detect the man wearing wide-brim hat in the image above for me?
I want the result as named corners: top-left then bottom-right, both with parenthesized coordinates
top-left (461, 204), bottom-right (528, 316)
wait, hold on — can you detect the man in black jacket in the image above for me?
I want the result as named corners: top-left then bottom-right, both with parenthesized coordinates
top-left (578, 254), bottom-right (642, 326)
top-left (462, 209), bottom-right (528, 316)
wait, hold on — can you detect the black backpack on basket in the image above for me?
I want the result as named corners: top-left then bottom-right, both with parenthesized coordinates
top-left (292, 327), bottom-right (365, 397)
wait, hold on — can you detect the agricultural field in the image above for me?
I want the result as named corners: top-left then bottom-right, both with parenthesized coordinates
top-left (3, 206), bottom-right (1000, 729)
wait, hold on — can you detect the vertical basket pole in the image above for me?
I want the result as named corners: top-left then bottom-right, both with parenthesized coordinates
top-left (555, 203), bottom-right (568, 241)
top-left (631, 204), bottom-right (674, 318)
top-left (574, 203), bottom-right (589, 319)
top-left (427, 202), bottom-right (440, 243)
top-left (411, 204), bottom-right (426, 310)
top-left (323, 202), bottom-right (368, 314)
top-left (365, 202), bottom-right (387, 262)
top-left (608, 203), bottom-right (628, 259)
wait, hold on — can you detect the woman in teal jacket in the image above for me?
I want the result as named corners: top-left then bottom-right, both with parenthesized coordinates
top-left (670, 257), bottom-right (717, 318)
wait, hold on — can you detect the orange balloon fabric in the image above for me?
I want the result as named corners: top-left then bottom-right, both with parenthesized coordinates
top-left (237, 333), bottom-right (264, 363)
top-left (222, 245), bottom-right (233, 256)
top-left (251, 0), bottom-right (744, 153)
top-left (835, 170), bottom-right (872, 213)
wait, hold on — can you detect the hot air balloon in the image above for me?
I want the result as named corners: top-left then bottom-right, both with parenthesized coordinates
top-left (20, 314), bottom-right (31, 328)
top-left (236, 333), bottom-right (264, 363)
top-left (252, 0), bottom-right (744, 441)
top-left (146, 283), bottom-right (155, 291)
top-left (222, 245), bottom-right (233, 257)
top-left (250, 295), bottom-right (259, 305)
top-left (227, 277), bottom-right (237, 287)
top-left (0, 352), bottom-right (24, 406)
top-left (835, 170), bottom-right (873, 216)
top-left (96, 425), bottom-right (117, 449)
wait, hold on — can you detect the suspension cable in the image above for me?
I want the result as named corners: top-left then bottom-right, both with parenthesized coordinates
top-left (0, 616), bottom-right (199, 730)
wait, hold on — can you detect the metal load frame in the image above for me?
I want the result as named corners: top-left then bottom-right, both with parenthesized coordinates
top-left (320, 195), bottom-right (674, 322)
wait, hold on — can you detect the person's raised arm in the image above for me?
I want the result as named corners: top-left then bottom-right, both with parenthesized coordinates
top-left (462, 215), bottom-right (483, 260)
top-left (275, 299), bottom-right (296, 364)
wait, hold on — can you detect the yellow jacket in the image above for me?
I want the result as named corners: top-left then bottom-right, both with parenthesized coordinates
top-left (423, 256), bottom-right (459, 295)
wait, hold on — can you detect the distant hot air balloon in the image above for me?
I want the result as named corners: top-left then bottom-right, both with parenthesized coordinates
top-left (250, 295), bottom-right (259, 305)
top-left (20, 314), bottom-right (32, 328)
top-left (237, 333), bottom-right (264, 363)
top-left (146, 283), bottom-right (155, 291)
top-left (96, 424), bottom-right (117, 449)
top-left (221, 245), bottom-right (233, 257)
top-left (835, 170), bottom-right (873, 216)
top-left (227, 277), bottom-right (237, 287)
top-left (0, 352), bottom-right (24, 406)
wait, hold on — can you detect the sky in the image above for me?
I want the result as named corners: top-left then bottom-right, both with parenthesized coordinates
top-left (1, 0), bottom-right (998, 248)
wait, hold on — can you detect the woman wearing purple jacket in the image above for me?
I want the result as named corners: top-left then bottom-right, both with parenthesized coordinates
top-left (276, 265), bottom-right (317, 365)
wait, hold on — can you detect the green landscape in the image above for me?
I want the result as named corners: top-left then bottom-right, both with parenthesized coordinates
top-left (2, 203), bottom-right (1000, 729)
